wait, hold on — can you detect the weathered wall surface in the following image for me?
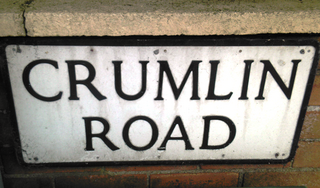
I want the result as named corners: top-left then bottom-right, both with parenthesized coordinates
top-left (1, 0), bottom-right (320, 36)
top-left (1, 0), bottom-right (320, 188)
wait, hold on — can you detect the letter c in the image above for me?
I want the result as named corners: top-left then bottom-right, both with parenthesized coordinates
top-left (23, 59), bottom-right (62, 102)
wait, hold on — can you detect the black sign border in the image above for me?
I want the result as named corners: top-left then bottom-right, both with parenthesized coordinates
top-left (0, 36), bottom-right (318, 167)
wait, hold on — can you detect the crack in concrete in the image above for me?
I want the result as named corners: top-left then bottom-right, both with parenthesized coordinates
top-left (21, 0), bottom-right (34, 36)
top-left (22, 9), bottom-right (27, 36)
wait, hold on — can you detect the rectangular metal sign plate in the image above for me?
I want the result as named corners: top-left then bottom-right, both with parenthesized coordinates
top-left (3, 38), bottom-right (318, 164)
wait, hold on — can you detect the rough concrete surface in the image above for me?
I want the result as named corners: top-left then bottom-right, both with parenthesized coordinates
top-left (25, 11), bottom-right (320, 36)
top-left (0, 0), bottom-right (25, 36)
top-left (1, 0), bottom-right (320, 36)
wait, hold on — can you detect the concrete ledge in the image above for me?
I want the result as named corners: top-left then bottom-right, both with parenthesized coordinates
top-left (0, 0), bottom-right (25, 36)
top-left (25, 11), bottom-right (320, 36)
top-left (2, 0), bottom-right (320, 36)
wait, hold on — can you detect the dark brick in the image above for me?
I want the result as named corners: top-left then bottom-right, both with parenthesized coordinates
top-left (105, 165), bottom-right (197, 172)
top-left (309, 75), bottom-right (320, 105)
top-left (244, 171), bottom-right (320, 187)
top-left (3, 177), bottom-right (53, 188)
top-left (293, 141), bottom-right (320, 168)
top-left (150, 172), bottom-right (238, 188)
top-left (55, 174), bottom-right (147, 188)
top-left (300, 110), bottom-right (320, 139)
top-left (200, 163), bottom-right (291, 170)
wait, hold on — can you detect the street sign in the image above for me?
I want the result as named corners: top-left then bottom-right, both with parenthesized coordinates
top-left (3, 38), bottom-right (318, 164)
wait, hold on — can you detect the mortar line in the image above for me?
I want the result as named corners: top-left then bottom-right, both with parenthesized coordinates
top-left (5, 166), bottom-right (320, 179)
top-left (290, 158), bottom-right (294, 168)
top-left (300, 139), bottom-right (320, 142)
top-left (51, 177), bottom-right (56, 188)
top-left (237, 172), bottom-right (244, 187)
top-left (147, 174), bottom-right (150, 188)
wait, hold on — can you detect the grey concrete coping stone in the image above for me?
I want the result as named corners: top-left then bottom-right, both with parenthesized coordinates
top-left (1, 0), bottom-right (320, 36)
top-left (0, 0), bottom-right (26, 36)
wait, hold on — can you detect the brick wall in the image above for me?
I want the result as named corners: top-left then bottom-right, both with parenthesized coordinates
top-left (0, 36), bottom-right (319, 188)
top-left (0, 0), bottom-right (320, 187)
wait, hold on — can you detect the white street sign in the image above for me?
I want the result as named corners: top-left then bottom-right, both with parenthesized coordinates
top-left (4, 39), bottom-right (318, 164)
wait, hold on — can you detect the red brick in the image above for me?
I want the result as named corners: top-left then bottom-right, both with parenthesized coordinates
top-left (293, 141), bottom-right (320, 168)
top-left (150, 172), bottom-right (238, 188)
top-left (300, 110), bottom-right (320, 139)
top-left (4, 177), bottom-right (53, 188)
top-left (309, 75), bottom-right (320, 106)
top-left (200, 163), bottom-right (291, 170)
top-left (244, 171), bottom-right (320, 188)
top-left (55, 174), bottom-right (147, 188)
top-left (105, 165), bottom-right (197, 172)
